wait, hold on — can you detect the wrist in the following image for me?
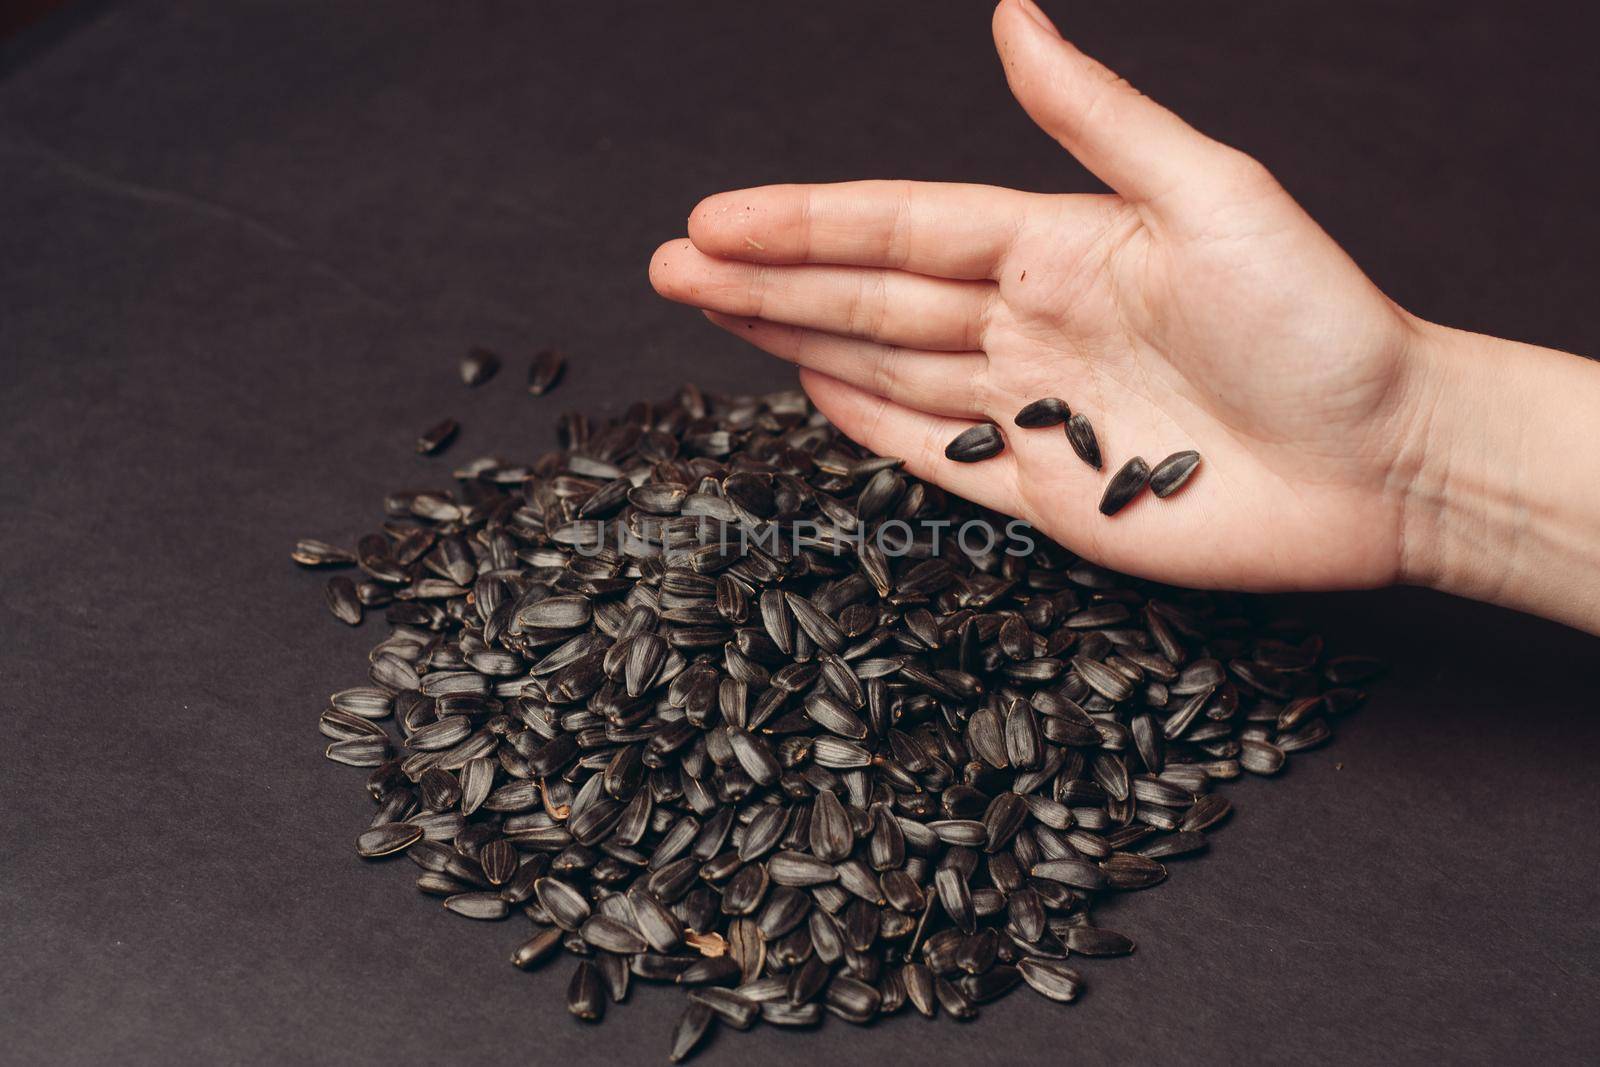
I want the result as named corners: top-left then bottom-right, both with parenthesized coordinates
top-left (1396, 317), bottom-right (1600, 632)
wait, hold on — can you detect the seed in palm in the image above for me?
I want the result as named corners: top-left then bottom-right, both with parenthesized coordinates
top-left (944, 423), bottom-right (1006, 463)
top-left (1013, 397), bottom-right (1070, 428)
top-left (1150, 450), bottom-right (1202, 497)
top-left (1065, 413), bottom-right (1102, 469)
top-left (1099, 456), bottom-right (1151, 516)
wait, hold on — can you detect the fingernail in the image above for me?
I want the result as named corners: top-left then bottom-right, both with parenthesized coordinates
top-left (1014, 0), bottom-right (1060, 37)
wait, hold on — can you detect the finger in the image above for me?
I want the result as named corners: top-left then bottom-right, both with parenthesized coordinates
top-left (992, 0), bottom-right (1268, 212)
top-left (650, 239), bottom-right (994, 351)
top-left (798, 368), bottom-right (1023, 518)
top-left (688, 181), bottom-right (1035, 280)
top-left (705, 312), bottom-right (991, 419)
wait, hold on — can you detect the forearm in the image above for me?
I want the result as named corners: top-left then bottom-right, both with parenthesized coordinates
top-left (1399, 319), bottom-right (1600, 634)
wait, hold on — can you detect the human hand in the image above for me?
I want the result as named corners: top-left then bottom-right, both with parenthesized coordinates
top-left (650, 0), bottom-right (1600, 632)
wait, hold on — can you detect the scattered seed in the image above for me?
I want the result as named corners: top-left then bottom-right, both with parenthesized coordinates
top-left (292, 539), bottom-right (355, 567)
top-left (567, 960), bottom-right (605, 1021)
top-left (443, 892), bottom-right (510, 920)
top-left (528, 350), bottom-right (566, 395)
top-left (416, 417), bottom-right (459, 455)
top-left (460, 347), bottom-right (501, 387)
top-left (325, 577), bottom-right (362, 626)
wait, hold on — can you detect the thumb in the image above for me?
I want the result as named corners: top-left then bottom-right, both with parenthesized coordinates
top-left (992, 0), bottom-right (1262, 211)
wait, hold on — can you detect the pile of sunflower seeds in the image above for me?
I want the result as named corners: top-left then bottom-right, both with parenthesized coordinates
top-left (298, 386), bottom-right (1380, 1062)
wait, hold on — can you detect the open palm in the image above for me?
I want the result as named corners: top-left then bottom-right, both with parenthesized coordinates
top-left (650, 0), bottom-right (1431, 592)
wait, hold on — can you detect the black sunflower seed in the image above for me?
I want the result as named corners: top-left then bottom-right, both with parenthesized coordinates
top-left (443, 892), bottom-right (510, 920)
top-left (478, 839), bottom-right (519, 885)
top-left (1239, 738), bottom-right (1287, 775)
top-left (292, 539), bottom-right (355, 567)
top-left (325, 577), bottom-right (363, 625)
top-left (824, 974), bottom-right (881, 1022)
top-left (567, 960), bottom-right (605, 1021)
top-left (1150, 450), bottom-right (1201, 497)
top-left (943, 424), bottom-right (1005, 463)
top-left (760, 1002), bottom-right (821, 1027)
top-left (808, 788), bottom-right (854, 862)
top-left (1031, 858), bottom-right (1108, 891)
top-left (356, 822), bottom-right (422, 858)
top-left (535, 876), bottom-right (592, 931)
top-left (669, 1002), bottom-right (715, 1063)
top-left (688, 987), bottom-right (758, 1029)
top-left (581, 914), bottom-right (648, 954)
top-left (784, 593), bottom-right (844, 652)
top-left (528, 349), bottom-right (565, 395)
top-left (769, 851), bottom-right (838, 887)
top-left (416, 417), bottom-right (459, 455)
top-left (1099, 456), bottom-right (1150, 516)
top-left (1061, 925), bottom-right (1136, 956)
top-left (1064, 413), bottom-right (1102, 469)
top-left (511, 926), bottom-right (565, 970)
top-left (902, 962), bottom-right (936, 1017)
top-left (460, 347), bottom-right (501, 386)
top-left (1017, 957), bottom-right (1083, 1002)
top-left (1013, 397), bottom-right (1070, 428)
top-left (935, 977), bottom-right (978, 1019)
top-left (955, 964), bottom-right (1020, 1003)
top-left (804, 694), bottom-right (868, 741)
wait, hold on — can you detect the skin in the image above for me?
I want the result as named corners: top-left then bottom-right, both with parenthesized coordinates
top-left (650, 0), bottom-right (1600, 635)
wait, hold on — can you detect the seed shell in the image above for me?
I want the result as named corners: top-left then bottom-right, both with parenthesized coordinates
top-left (1098, 456), bottom-right (1150, 516)
top-left (1013, 397), bottom-right (1070, 428)
top-left (1150, 450), bottom-right (1201, 497)
top-left (1065, 413), bottom-right (1102, 469)
top-left (944, 424), bottom-right (1006, 463)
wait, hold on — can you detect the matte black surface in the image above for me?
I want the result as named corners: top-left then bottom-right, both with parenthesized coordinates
top-left (3, 2), bottom-right (1598, 1064)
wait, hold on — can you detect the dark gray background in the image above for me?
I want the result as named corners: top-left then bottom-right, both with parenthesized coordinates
top-left (3, 1), bottom-right (1597, 1064)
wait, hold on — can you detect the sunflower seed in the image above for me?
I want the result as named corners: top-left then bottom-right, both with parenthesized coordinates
top-left (460, 347), bottom-right (501, 386)
top-left (443, 892), bottom-right (509, 920)
top-left (669, 1002), bottom-right (715, 1062)
top-left (1150, 450), bottom-right (1201, 497)
top-left (689, 987), bottom-right (758, 1029)
top-left (1061, 925), bottom-right (1135, 956)
top-left (1017, 958), bottom-right (1084, 1002)
top-left (1099, 456), bottom-right (1150, 516)
top-left (581, 915), bottom-right (649, 954)
top-left (567, 960), bottom-right (605, 1021)
top-left (528, 350), bottom-right (566, 395)
top-left (511, 926), bottom-right (565, 969)
top-left (356, 822), bottom-right (422, 858)
top-left (769, 851), bottom-right (839, 887)
top-left (416, 417), bottom-right (459, 455)
top-left (1013, 397), bottom-right (1070, 428)
top-left (1065, 413), bottom-right (1102, 469)
top-left (1239, 738), bottom-right (1286, 775)
top-left (325, 577), bottom-right (363, 625)
top-left (292, 539), bottom-right (355, 567)
top-left (944, 424), bottom-right (1005, 463)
